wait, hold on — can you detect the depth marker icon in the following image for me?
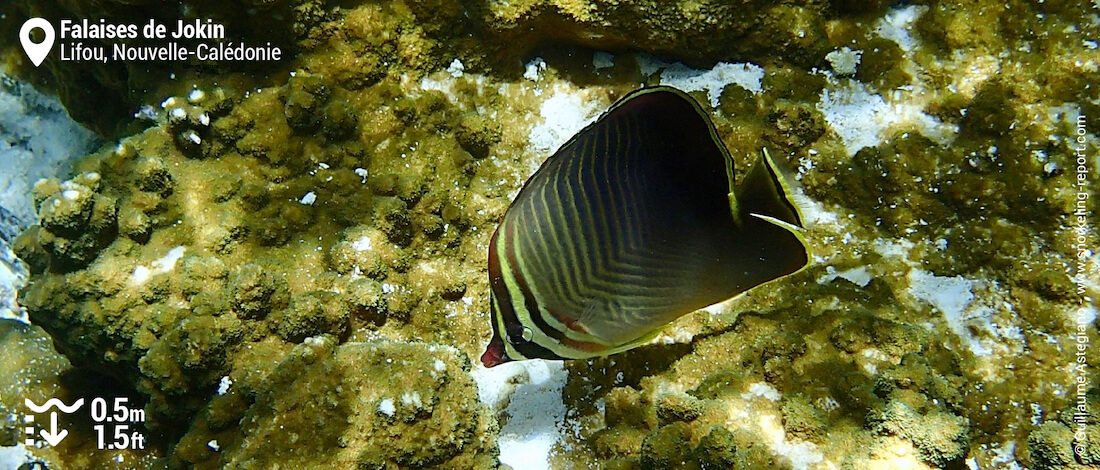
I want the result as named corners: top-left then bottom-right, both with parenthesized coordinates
top-left (25, 398), bottom-right (84, 447)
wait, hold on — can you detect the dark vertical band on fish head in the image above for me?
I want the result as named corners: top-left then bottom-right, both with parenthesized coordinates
top-left (484, 227), bottom-right (568, 366)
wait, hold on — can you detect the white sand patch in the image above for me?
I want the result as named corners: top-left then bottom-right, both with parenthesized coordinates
top-left (378, 398), bottom-right (395, 417)
top-left (414, 66), bottom-right (489, 106)
top-left (756, 414), bottom-right (825, 470)
top-left (743, 382), bottom-right (782, 401)
top-left (401, 391), bottom-right (422, 408)
top-left (874, 5), bottom-right (926, 52)
top-left (216, 376), bottom-right (232, 395)
top-left (818, 266), bottom-right (873, 287)
top-left (446, 58), bottom-right (465, 78)
top-left (524, 57), bottom-right (548, 81)
top-left (472, 360), bottom-right (568, 470)
top-left (352, 235), bottom-right (373, 252)
top-left (702, 296), bottom-right (739, 316)
top-left (656, 326), bottom-right (695, 344)
top-left (907, 269), bottom-right (994, 356)
top-left (528, 88), bottom-right (601, 155)
top-left (816, 6), bottom-right (969, 156)
top-left (132, 246), bottom-right (186, 284)
top-left (791, 190), bottom-right (841, 228)
top-left (817, 79), bottom-right (956, 156)
top-left (639, 55), bottom-right (765, 107)
top-left (872, 238), bottom-right (915, 260)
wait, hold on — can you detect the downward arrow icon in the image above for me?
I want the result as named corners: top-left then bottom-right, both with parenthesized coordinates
top-left (40, 411), bottom-right (68, 446)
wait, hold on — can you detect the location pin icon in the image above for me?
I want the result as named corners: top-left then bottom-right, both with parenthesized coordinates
top-left (20, 18), bottom-right (55, 67)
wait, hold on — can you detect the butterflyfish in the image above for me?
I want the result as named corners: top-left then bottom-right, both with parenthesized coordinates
top-left (481, 86), bottom-right (809, 367)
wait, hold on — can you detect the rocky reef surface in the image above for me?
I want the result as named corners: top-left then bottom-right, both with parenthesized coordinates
top-left (2, 0), bottom-right (1098, 469)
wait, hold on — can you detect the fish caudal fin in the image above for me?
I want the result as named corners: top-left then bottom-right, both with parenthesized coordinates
top-left (736, 148), bottom-right (804, 230)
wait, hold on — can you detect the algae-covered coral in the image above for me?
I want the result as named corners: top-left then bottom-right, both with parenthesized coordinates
top-left (2, 0), bottom-right (1098, 469)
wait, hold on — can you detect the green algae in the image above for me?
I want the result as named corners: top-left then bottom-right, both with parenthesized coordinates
top-left (867, 391), bottom-right (970, 467)
top-left (694, 426), bottom-right (769, 470)
top-left (638, 423), bottom-right (692, 470)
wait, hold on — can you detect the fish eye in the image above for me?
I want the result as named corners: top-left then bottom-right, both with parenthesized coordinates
top-left (506, 325), bottom-right (528, 344)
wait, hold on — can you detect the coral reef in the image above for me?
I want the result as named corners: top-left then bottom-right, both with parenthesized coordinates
top-left (19, 172), bottom-right (118, 271)
top-left (171, 336), bottom-right (496, 469)
top-left (2, 0), bottom-right (1097, 469)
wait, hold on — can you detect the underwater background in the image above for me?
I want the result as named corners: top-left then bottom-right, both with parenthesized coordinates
top-left (0, 0), bottom-right (1098, 469)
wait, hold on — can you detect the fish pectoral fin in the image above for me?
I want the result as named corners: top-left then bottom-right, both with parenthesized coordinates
top-left (572, 299), bottom-right (602, 333)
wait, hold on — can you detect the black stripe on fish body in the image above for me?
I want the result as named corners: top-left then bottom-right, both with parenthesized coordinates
top-left (536, 111), bottom-right (692, 300)
top-left (482, 85), bottom-right (810, 366)
top-left (551, 91), bottom-right (741, 329)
